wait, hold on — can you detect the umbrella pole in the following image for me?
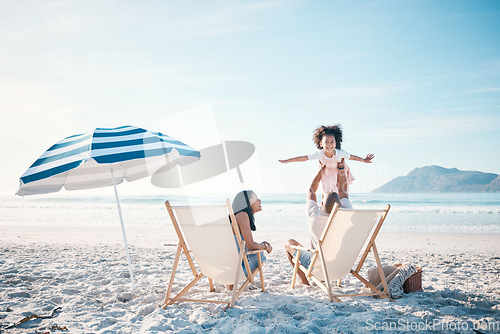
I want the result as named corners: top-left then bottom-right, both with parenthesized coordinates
top-left (111, 167), bottom-right (135, 288)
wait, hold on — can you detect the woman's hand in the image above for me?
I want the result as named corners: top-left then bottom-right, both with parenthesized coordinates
top-left (262, 241), bottom-right (272, 253)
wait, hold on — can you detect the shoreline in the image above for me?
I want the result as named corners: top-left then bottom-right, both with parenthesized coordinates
top-left (2, 224), bottom-right (499, 251)
top-left (0, 225), bottom-right (500, 262)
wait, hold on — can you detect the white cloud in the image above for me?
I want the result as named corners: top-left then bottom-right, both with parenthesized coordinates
top-left (313, 85), bottom-right (407, 100)
top-left (0, 78), bottom-right (79, 136)
top-left (464, 87), bottom-right (500, 94)
top-left (142, 0), bottom-right (295, 40)
top-left (355, 114), bottom-right (500, 144)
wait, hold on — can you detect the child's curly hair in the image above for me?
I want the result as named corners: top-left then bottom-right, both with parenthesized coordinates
top-left (313, 125), bottom-right (343, 150)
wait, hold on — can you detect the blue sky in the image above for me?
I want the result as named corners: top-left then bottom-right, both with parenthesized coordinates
top-left (1, 0), bottom-right (499, 196)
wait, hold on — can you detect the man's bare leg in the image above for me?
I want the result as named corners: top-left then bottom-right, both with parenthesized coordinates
top-left (285, 239), bottom-right (309, 285)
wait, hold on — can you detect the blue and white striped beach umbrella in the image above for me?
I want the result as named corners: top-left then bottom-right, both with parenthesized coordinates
top-left (16, 125), bottom-right (200, 287)
top-left (16, 125), bottom-right (200, 196)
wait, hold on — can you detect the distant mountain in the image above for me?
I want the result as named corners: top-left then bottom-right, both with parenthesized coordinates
top-left (372, 165), bottom-right (500, 193)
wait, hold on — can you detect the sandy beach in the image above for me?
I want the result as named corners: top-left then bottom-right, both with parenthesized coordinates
top-left (2, 0), bottom-right (500, 332)
top-left (1, 226), bottom-right (499, 333)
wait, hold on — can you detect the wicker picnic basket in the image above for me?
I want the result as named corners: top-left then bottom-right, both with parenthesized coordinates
top-left (403, 267), bottom-right (422, 293)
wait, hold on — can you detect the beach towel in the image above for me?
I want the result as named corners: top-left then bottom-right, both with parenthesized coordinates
top-left (361, 263), bottom-right (418, 298)
top-left (386, 264), bottom-right (418, 298)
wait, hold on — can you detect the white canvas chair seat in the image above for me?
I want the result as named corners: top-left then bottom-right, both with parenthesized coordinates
top-left (291, 203), bottom-right (391, 302)
top-left (163, 199), bottom-right (266, 310)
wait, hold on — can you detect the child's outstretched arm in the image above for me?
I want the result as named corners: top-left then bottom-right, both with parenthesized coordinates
top-left (278, 155), bottom-right (309, 164)
top-left (349, 153), bottom-right (374, 163)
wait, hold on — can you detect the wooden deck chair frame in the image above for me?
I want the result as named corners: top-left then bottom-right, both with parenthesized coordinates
top-left (290, 203), bottom-right (392, 302)
top-left (163, 199), bottom-right (266, 310)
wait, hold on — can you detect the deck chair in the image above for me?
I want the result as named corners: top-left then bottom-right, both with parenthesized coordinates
top-left (163, 199), bottom-right (266, 310)
top-left (290, 203), bottom-right (391, 302)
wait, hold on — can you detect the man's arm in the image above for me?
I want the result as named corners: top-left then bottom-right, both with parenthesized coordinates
top-left (337, 159), bottom-right (349, 199)
top-left (307, 165), bottom-right (324, 203)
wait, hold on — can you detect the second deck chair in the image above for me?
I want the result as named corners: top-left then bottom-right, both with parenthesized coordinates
top-left (290, 203), bottom-right (391, 302)
top-left (163, 199), bottom-right (266, 310)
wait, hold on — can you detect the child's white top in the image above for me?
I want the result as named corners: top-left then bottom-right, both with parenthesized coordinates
top-left (308, 149), bottom-right (350, 167)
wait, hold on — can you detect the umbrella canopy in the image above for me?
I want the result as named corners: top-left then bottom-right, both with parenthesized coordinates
top-left (16, 125), bottom-right (200, 287)
top-left (17, 125), bottom-right (200, 196)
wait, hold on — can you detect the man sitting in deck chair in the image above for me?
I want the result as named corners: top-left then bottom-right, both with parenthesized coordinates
top-left (284, 161), bottom-right (350, 286)
top-left (284, 161), bottom-right (392, 302)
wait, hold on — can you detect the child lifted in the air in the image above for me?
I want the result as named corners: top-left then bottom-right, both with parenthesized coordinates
top-left (279, 124), bottom-right (374, 200)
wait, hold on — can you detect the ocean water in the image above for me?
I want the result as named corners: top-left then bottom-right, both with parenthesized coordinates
top-left (1, 193), bottom-right (499, 234)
